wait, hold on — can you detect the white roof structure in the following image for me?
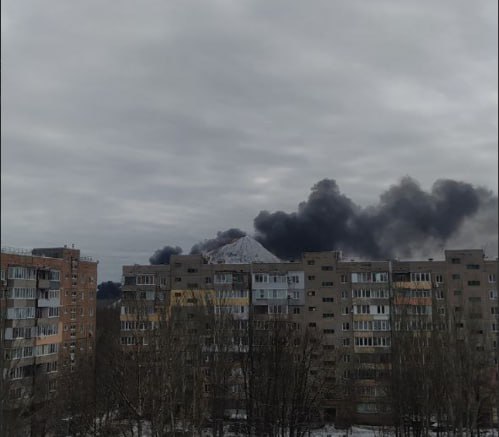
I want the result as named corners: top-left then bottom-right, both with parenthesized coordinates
top-left (205, 235), bottom-right (281, 264)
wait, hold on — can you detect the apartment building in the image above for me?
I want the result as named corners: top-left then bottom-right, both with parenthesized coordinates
top-left (120, 242), bottom-right (498, 426)
top-left (0, 245), bottom-right (98, 428)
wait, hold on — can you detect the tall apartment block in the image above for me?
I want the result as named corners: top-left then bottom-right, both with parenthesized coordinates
top-left (120, 239), bottom-right (498, 426)
top-left (1, 245), bottom-right (98, 430)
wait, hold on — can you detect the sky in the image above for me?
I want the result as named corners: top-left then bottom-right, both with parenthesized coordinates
top-left (1, 0), bottom-right (497, 282)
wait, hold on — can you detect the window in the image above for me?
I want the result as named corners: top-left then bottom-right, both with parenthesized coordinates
top-left (307, 290), bottom-right (316, 296)
top-left (373, 272), bottom-right (388, 283)
top-left (136, 275), bottom-right (155, 285)
top-left (9, 366), bottom-right (32, 380)
top-left (205, 277), bottom-right (212, 284)
top-left (293, 307), bottom-right (300, 314)
top-left (377, 305), bottom-right (386, 314)
top-left (342, 322), bottom-right (350, 331)
top-left (489, 290), bottom-right (498, 300)
top-left (321, 266), bottom-right (333, 271)
top-left (49, 270), bottom-right (60, 281)
top-left (323, 313), bottom-right (334, 318)
top-left (288, 274), bottom-right (300, 284)
top-left (215, 273), bottom-right (232, 284)
top-left (307, 260), bottom-right (315, 265)
top-left (308, 306), bottom-right (317, 312)
top-left (342, 354), bottom-right (350, 363)
top-left (466, 264), bottom-right (480, 270)
top-left (323, 329), bottom-right (335, 334)
top-left (187, 268), bottom-right (198, 273)
top-left (491, 308), bottom-right (499, 315)
top-left (438, 307), bottom-right (445, 315)
top-left (308, 323), bottom-right (316, 328)
top-left (341, 290), bottom-right (348, 299)
top-left (46, 361), bottom-right (58, 373)
top-left (269, 305), bottom-right (282, 314)
top-left (322, 297), bottom-right (334, 302)
top-left (436, 290), bottom-right (444, 299)
top-left (355, 305), bottom-right (370, 314)
top-left (120, 336), bottom-right (136, 345)
top-left (351, 272), bottom-right (372, 283)
top-left (342, 306), bottom-right (350, 315)
top-left (452, 274), bottom-right (461, 280)
top-left (174, 277), bottom-right (181, 282)
top-left (9, 287), bottom-right (37, 299)
top-left (468, 280), bottom-right (480, 286)
top-left (254, 274), bottom-right (268, 283)
top-left (453, 290), bottom-right (462, 296)
top-left (307, 275), bottom-right (315, 281)
top-left (322, 282), bottom-right (334, 287)
top-left (489, 274), bottom-right (496, 283)
top-left (435, 274), bottom-right (443, 284)
top-left (8, 267), bottom-right (37, 280)
top-left (354, 320), bottom-right (372, 331)
top-left (340, 274), bottom-right (348, 283)
top-left (48, 307), bottom-right (59, 317)
top-left (342, 338), bottom-right (350, 346)
top-left (38, 324), bottom-right (58, 336)
top-left (411, 272), bottom-right (431, 282)
top-left (8, 307), bottom-right (35, 319)
top-left (12, 327), bottom-right (32, 339)
top-left (36, 343), bottom-right (59, 356)
top-left (451, 258), bottom-right (461, 264)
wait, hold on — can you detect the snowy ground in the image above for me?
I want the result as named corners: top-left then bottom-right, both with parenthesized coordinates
top-left (306, 426), bottom-right (499, 437)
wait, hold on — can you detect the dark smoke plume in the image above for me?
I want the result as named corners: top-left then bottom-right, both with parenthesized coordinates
top-left (149, 245), bottom-right (183, 265)
top-left (190, 228), bottom-right (246, 254)
top-left (254, 177), bottom-right (497, 259)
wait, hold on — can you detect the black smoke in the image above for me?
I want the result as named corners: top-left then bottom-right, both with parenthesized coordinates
top-left (97, 281), bottom-right (122, 300)
top-left (190, 228), bottom-right (247, 254)
top-left (254, 177), bottom-right (496, 259)
top-left (149, 245), bottom-right (183, 265)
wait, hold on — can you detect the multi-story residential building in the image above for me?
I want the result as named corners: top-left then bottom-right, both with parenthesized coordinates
top-left (1, 245), bottom-right (98, 431)
top-left (120, 239), bottom-right (498, 426)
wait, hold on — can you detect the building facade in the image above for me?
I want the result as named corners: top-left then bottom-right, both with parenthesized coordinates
top-left (120, 248), bottom-right (498, 426)
top-left (1, 245), bottom-right (98, 430)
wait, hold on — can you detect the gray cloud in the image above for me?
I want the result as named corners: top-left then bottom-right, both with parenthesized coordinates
top-left (1, 0), bottom-right (497, 280)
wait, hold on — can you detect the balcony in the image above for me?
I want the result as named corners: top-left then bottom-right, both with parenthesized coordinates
top-left (38, 297), bottom-right (60, 307)
top-left (38, 279), bottom-right (50, 289)
top-left (393, 281), bottom-right (432, 290)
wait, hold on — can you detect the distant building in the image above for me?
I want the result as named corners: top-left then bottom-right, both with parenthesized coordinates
top-left (120, 237), bottom-right (498, 426)
top-left (0, 245), bottom-right (98, 429)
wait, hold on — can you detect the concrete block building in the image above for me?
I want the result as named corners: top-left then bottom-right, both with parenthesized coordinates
top-left (1, 245), bottom-right (98, 427)
top-left (120, 238), bottom-right (498, 425)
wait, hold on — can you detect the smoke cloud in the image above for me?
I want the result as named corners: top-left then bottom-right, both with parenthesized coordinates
top-left (254, 177), bottom-right (497, 259)
top-left (190, 228), bottom-right (247, 254)
top-left (149, 177), bottom-right (497, 262)
top-left (149, 245), bottom-right (183, 265)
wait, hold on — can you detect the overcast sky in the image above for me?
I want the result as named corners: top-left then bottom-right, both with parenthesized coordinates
top-left (2, 0), bottom-right (497, 282)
